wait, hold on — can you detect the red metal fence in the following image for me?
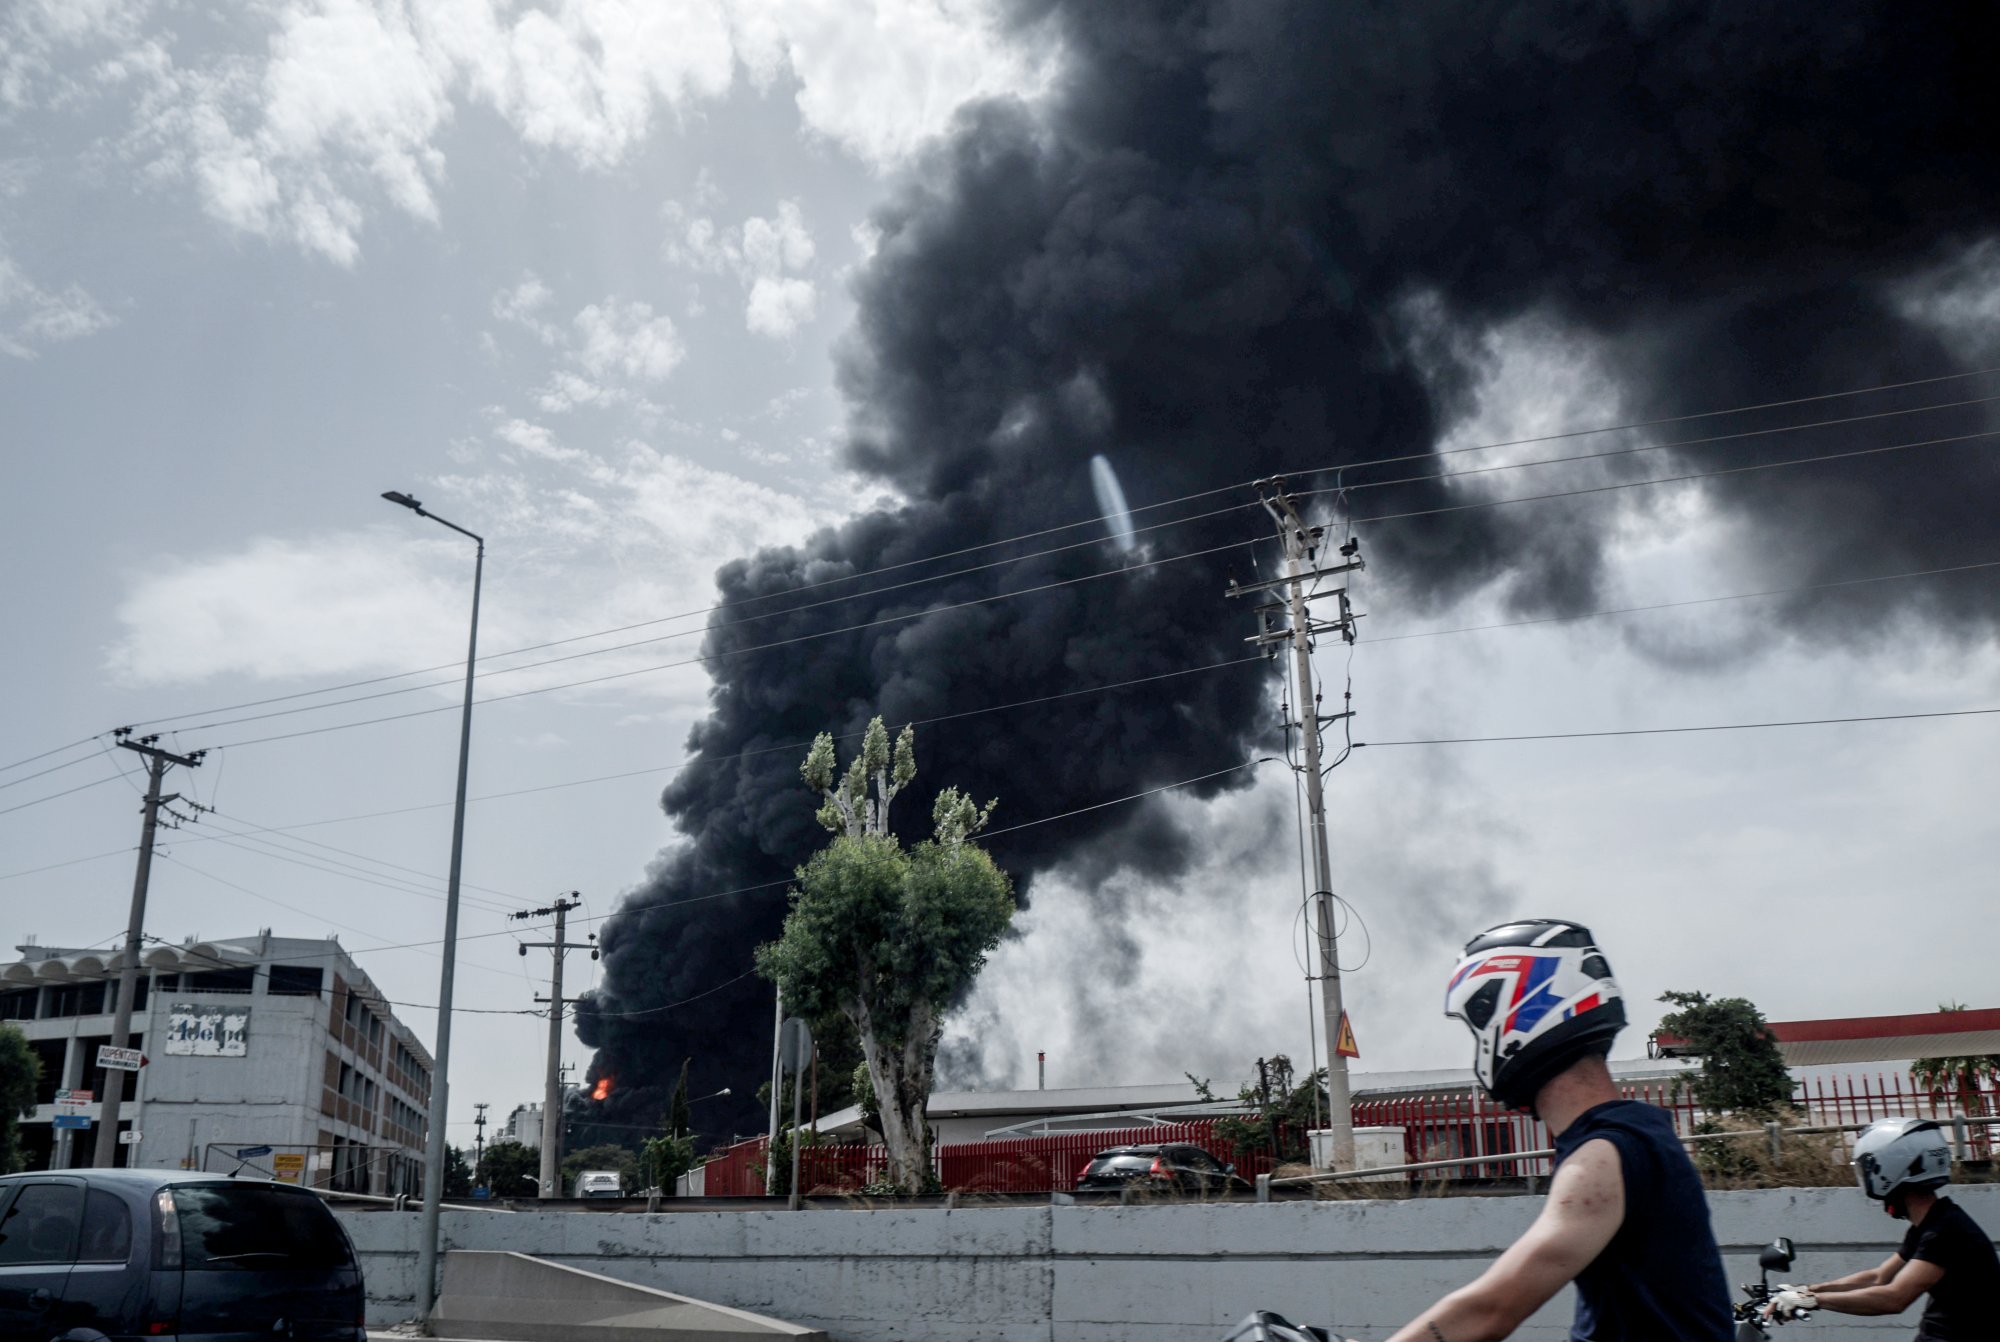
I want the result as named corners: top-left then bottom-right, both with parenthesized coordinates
top-left (692, 1071), bottom-right (1999, 1196)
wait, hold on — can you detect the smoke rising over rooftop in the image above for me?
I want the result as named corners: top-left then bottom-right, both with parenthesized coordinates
top-left (575, 1), bottom-right (2000, 1140)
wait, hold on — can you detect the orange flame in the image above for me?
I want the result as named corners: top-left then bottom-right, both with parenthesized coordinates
top-left (591, 1076), bottom-right (613, 1101)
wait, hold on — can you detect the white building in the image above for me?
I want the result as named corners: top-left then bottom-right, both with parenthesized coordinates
top-left (500, 1100), bottom-right (541, 1147)
top-left (0, 932), bottom-right (433, 1196)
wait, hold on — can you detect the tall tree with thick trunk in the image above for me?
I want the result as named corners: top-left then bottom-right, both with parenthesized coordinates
top-left (757, 719), bottom-right (1013, 1193)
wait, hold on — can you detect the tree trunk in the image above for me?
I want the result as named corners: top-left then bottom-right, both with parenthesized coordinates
top-left (850, 996), bottom-right (938, 1194)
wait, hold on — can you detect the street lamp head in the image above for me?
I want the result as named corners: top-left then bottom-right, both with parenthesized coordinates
top-left (381, 490), bottom-right (424, 512)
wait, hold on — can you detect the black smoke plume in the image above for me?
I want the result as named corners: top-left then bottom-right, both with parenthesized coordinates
top-left (574, 1), bottom-right (2000, 1144)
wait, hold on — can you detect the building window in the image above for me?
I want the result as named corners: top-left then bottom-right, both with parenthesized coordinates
top-left (0, 988), bottom-right (34, 1020)
top-left (180, 967), bottom-right (254, 994)
top-left (267, 965), bottom-right (324, 997)
top-left (45, 982), bottom-right (107, 1018)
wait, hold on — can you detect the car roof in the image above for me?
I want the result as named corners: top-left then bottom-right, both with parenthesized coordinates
top-left (0, 1169), bottom-right (313, 1194)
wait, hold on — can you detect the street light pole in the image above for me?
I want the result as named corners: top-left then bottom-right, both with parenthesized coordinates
top-left (382, 490), bottom-right (482, 1321)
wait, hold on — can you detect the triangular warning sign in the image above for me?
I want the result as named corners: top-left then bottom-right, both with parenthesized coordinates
top-left (1335, 1012), bottom-right (1360, 1059)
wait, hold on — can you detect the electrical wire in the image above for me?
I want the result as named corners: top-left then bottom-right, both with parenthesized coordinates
top-left (85, 366), bottom-right (2000, 749)
top-left (0, 771), bottom-right (123, 820)
top-left (1364, 558), bottom-right (2000, 645)
top-left (1352, 705), bottom-right (2000, 747)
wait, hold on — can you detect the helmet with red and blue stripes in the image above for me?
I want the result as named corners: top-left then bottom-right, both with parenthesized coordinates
top-left (1444, 919), bottom-right (1626, 1110)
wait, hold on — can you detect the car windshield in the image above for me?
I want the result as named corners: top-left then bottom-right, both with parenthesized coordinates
top-left (171, 1184), bottom-right (352, 1272)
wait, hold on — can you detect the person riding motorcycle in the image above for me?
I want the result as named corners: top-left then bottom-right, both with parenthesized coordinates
top-left (1763, 1116), bottom-right (1999, 1339)
top-left (1379, 919), bottom-right (1734, 1342)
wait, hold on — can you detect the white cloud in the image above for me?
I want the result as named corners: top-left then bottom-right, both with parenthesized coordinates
top-left (0, 243), bottom-right (117, 358)
top-left (664, 198), bottom-right (818, 337)
top-left (106, 437), bottom-right (853, 704)
top-left (492, 272), bottom-right (558, 343)
top-left (570, 298), bottom-right (682, 382)
top-left (106, 533), bottom-right (489, 684)
top-left (99, 0), bottom-right (1052, 262)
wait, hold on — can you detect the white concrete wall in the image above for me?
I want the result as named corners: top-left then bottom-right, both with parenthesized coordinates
top-left (339, 1185), bottom-right (2000, 1341)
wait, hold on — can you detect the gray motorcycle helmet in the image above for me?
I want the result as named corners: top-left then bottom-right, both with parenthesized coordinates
top-left (1852, 1117), bottom-right (1951, 1201)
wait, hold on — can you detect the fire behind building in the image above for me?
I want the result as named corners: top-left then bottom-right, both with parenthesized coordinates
top-left (1, 932), bottom-right (431, 1195)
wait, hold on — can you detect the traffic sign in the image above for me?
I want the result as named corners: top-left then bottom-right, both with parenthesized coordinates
top-left (1334, 1011), bottom-right (1360, 1060)
top-left (119, 1130), bottom-right (142, 1145)
top-left (97, 1045), bottom-right (143, 1072)
top-left (234, 1145), bottom-right (273, 1159)
top-left (53, 1114), bottom-right (92, 1130)
top-left (54, 1088), bottom-right (94, 1104)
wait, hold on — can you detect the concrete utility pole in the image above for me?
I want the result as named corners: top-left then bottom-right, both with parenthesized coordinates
top-left (94, 730), bottom-right (203, 1168)
top-left (514, 894), bottom-right (587, 1197)
top-left (472, 1102), bottom-right (488, 1191)
top-left (1227, 477), bottom-right (1363, 1169)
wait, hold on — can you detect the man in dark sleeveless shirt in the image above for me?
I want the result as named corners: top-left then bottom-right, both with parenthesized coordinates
top-left (1765, 1116), bottom-right (2000, 1340)
top-left (1379, 919), bottom-right (1732, 1342)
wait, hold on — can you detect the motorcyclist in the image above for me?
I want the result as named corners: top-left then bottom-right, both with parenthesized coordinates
top-left (1764, 1116), bottom-right (1999, 1339)
top-left (1379, 919), bottom-right (1733, 1342)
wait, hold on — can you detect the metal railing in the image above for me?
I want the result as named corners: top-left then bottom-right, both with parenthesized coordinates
top-left (1270, 1112), bottom-right (2000, 1189)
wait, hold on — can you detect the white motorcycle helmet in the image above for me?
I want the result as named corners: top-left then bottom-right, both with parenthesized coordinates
top-left (1444, 918), bottom-right (1626, 1111)
top-left (1852, 1117), bottom-right (1951, 1207)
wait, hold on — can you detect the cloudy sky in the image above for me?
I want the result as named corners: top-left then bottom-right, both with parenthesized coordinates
top-left (4, 0), bottom-right (1996, 1155)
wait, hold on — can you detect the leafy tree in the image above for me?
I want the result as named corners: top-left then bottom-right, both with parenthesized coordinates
top-left (0, 1024), bottom-right (39, 1174)
top-left (639, 1132), bottom-right (697, 1193)
top-left (1912, 1002), bottom-right (2000, 1117)
top-left (443, 1145), bottom-right (473, 1197)
top-left (1658, 990), bottom-right (1794, 1116)
top-left (480, 1139), bottom-right (540, 1196)
top-left (757, 718), bottom-right (1014, 1194)
top-left (1190, 1055), bottom-right (1326, 1166)
top-left (560, 1142), bottom-right (638, 1193)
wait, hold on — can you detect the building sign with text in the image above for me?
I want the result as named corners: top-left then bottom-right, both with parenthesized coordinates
top-left (166, 1002), bottom-right (250, 1057)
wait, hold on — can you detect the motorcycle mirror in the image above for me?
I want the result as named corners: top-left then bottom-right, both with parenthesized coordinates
top-left (1758, 1237), bottom-right (1796, 1272)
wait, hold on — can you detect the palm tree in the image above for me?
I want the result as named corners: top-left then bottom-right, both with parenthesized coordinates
top-left (1911, 1003), bottom-right (2000, 1118)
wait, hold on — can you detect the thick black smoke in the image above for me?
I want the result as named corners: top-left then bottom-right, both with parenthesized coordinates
top-left (575, 1), bottom-right (2000, 1143)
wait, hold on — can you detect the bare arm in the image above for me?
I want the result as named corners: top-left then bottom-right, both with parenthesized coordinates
top-left (1381, 1140), bottom-right (1624, 1342)
top-left (1809, 1257), bottom-right (1942, 1316)
top-left (1806, 1254), bottom-right (1902, 1293)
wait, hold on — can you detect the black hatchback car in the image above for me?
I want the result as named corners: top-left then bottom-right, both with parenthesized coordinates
top-left (0, 1168), bottom-right (366, 1341)
top-left (1074, 1142), bottom-right (1250, 1196)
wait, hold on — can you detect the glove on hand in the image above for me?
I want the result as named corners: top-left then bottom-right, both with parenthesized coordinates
top-left (1765, 1289), bottom-right (1818, 1320)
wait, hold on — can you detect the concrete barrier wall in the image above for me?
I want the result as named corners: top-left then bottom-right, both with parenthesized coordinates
top-left (340, 1185), bottom-right (2000, 1341)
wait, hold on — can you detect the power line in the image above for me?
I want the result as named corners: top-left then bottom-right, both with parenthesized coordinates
top-left (211, 422), bottom-right (2000, 751)
top-left (96, 365), bottom-right (2000, 745)
top-left (193, 534), bottom-right (1262, 749)
top-left (155, 391), bottom-right (1991, 749)
top-left (1326, 424), bottom-right (2000, 526)
top-left (1365, 558), bottom-right (2000, 645)
top-left (0, 771), bottom-right (123, 820)
top-left (0, 736), bottom-right (100, 779)
top-left (0, 750), bottom-right (106, 794)
top-left (1354, 706), bottom-right (2000, 747)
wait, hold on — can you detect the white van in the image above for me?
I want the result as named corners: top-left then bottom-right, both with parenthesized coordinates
top-left (573, 1170), bottom-right (624, 1199)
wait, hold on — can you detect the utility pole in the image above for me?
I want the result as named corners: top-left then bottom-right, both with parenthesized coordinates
top-left (1227, 477), bottom-right (1363, 1169)
top-left (95, 729), bottom-right (204, 1168)
top-left (472, 1102), bottom-right (488, 1192)
top-left (513, 894), bottom-right (588, 1198)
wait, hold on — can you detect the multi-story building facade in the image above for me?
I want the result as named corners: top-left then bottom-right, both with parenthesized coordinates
top-left (0, 931), bottom-right (433, 1196)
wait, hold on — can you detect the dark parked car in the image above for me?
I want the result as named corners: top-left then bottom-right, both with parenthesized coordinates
top-left (1074, 1143), bottom-right (1250, 1196)
top-left (0, 1168), bottom-right (366, 1341)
